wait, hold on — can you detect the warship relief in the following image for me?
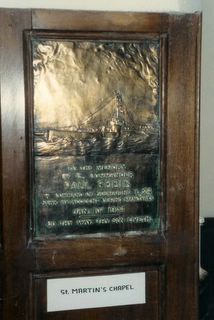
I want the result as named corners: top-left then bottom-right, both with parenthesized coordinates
top-left (31, 38), bottom-right (161, 237)
top-left (35, 91), bottom-right (159, 156)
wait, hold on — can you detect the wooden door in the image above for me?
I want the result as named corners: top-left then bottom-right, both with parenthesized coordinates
top-left (0, 9), bottom-right (201, 320)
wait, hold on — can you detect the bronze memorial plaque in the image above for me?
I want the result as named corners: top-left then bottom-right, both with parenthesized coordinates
top-left (28, 35), bottom-right (162, 238)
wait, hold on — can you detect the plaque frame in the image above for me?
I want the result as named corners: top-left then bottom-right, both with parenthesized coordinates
top-left (24, 30), bottom-right (167, 240)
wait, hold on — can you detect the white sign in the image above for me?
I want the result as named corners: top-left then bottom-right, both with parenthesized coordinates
top-left (47, 272), bottom-right (146, 312)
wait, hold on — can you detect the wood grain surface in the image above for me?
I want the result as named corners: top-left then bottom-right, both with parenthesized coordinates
top-left (0, 9), bottom-right (201, 320)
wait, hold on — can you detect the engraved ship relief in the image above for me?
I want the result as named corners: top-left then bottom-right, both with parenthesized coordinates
top-left (78, 91), bottom-right (132, 138)
top-left (34, 92), bottom-right (159, 156)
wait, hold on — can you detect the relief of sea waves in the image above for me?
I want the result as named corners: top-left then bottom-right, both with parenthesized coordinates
top-left (35, 132), bottom-right (159, 156)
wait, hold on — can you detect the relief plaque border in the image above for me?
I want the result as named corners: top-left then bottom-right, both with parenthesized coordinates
top-left (24, 31), bottom-right (167, 241)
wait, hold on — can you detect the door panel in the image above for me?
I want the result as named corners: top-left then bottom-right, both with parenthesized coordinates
top-left (0, 9), bottom-right (200, 320)
top-left (0, 8), bottom-right (32, 319)
top-left (166, 15), bottom-right (201, 318)
top-left (32, 267), bottom-right (160, 320)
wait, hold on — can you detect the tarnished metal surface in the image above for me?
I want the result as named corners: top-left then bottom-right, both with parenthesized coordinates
top-left (33, 40), bottom-right (159, 128)
top-left (31, 38), bottom-right (161, 237)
